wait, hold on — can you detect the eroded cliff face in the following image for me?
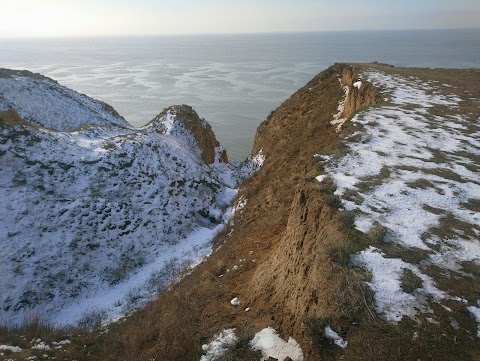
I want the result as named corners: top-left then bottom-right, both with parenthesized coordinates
top-left (248, 184), bottom-right (365, 334)
top-left (241, 64), bottom-right (381, 354)
top-left (336, 64), bottom-right (381, 118)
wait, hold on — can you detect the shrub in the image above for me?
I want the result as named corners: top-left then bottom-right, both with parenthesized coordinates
top-left (76, 308), bottom-right (108, 331)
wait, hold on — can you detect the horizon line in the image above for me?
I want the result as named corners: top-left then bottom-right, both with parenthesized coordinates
top-left (1, 26), bottom-right (478, 40)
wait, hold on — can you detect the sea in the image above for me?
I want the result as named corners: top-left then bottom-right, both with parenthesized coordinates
top-left (1, 29), bottom-right (479, 160)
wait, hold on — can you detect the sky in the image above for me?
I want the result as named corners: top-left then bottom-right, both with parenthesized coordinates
top-left (1, 0), bottom-right (479, 38)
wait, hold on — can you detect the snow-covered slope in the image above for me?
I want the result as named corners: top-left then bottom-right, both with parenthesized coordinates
top-left (0, 71), bottom-right (243, 325)
top-left (0, 69), bottom-right (131, 131)
top-left (318, 69), bottom-right (480, 325)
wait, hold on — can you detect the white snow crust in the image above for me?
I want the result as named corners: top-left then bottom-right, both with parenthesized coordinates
top-left (330, 78), bottom-right (349, 132)
top-left (353, 80), bottom-right (362, 89)
top-left (250, 327), bottom-right (304, 361)
top-left (230, 297), bottom-right (240, 306)
top-left (468, 306), bottom-right (480, 337)
top-left (0, 345), bottom-right (22, 353)
top-left (324, 326), bottom-right (348, 349)
top-left (351, 247), bottom-right (448, 322)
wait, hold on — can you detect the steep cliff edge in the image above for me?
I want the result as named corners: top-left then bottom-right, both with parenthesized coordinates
top-left (243, 63), bottom-right (381, 355)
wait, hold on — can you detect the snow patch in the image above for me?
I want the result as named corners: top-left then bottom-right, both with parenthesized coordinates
top-left (331, 78), bottom-right (350, 132)
top-left (324, 326), bottom-right (348, 349)
top-left (200, 328), bottom-right (238, 361)
top-left (230, 297), bottom-right (240, 306)
top-left (468, 306), bottom-right (480, 337)
top-left (31, 339), bottom-right (50, 351)
top-left (352, 247), bottom-right (448, 323)
top-left (250, 327), bottom-right (304, 361)
top-left (0, 345), bottom-right (22, 353)
top-left (353, 80), bottom-right (362, 89)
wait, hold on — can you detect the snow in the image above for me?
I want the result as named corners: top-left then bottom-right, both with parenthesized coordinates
top-left (236, 149), bottom-right (266, 179)
top-left (162, 110), bottom-right (175, 135)
top-left (52, 225), bottom-right (227, 325)
top-left (0, 70), bottom-right (131, 131)
top-left (331, 78), bottom-right (349, 132)
top-left (318, 69), bottom-right (480, 323)
top-left (324, 326), bottom-right (348, 349)
top-left (0, 345), bottom-right (22, 353)
top-left (31, 339), bottom-right (50, 351)
top-left (230, 297), bottom-right (240, 306)
top-left (467, 306), bottom-right (480, 337)
top-left (0, 72), bottom-right (244, 326)
top-left (231, 195), bottom-right (248, 220)
top-left (351, 247), bottom-right (448, 322)
top-left (52, 339), bottom-right (71, 349)
top-left (250, 327), bottom-right (304, 361)
top-left (200, 328), bottom-right (238, 361)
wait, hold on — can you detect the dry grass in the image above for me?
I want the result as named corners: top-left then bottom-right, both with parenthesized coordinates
top-left (215, 326), bottom-right (262, 361)
top-left (0, 108), bottom-right (30, 126)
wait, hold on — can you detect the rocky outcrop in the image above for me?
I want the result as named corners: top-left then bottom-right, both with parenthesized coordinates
top-left (146, 105), bottom-right (228, 164)
top-left (335, 65), bottom-right (382, 119)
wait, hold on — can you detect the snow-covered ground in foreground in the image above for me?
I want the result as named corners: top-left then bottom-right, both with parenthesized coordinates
top-left (318, 70), bottom-right (480, 325)
top-left (0, 70), bottom-right (261, 326)
top-left (199, 327), bottom-right (304, 361)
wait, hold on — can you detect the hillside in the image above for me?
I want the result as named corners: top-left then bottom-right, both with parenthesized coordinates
top-left (0, 63), bottom-right (479, 361)
top-left (0, 69), bottom-right (246, 327)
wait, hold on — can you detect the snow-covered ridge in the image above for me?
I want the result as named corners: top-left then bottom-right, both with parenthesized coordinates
top-left (0, 70), bottom-right (255, 325)
top-left (0, 68), bottom-right (131, 131)
top-left (317, 69), bottom-right (480, 326)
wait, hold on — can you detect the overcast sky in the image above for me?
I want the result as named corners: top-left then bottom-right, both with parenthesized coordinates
top-left (2, 0), bottom-right (480, 38)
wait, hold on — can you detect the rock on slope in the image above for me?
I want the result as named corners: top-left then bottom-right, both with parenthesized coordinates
top-left (0, 69), bottom-right (237, 324)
